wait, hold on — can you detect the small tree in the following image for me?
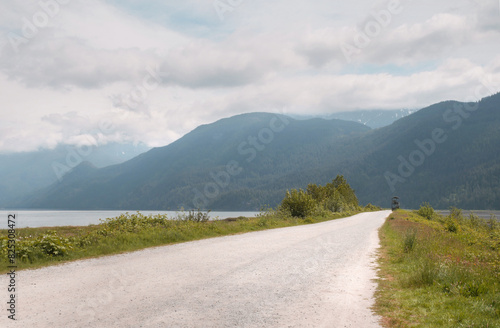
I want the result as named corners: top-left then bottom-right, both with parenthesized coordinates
top-left (417, 202), bottom-right (435, 220)
top-left (280, 189), bottom-right (316, 218)
top-left (306, 183), bottom-right (326, 203)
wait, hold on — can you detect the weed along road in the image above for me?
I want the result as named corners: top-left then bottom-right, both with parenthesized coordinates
top-left (1, 211), bottom-right (390, 328)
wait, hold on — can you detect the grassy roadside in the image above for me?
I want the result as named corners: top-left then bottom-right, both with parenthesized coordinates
top-left (375, 208), bottom-right (500, 327)
top-left (0, 209), bottom-right (370, 273)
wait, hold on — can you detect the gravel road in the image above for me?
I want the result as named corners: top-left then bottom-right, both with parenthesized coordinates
top-left (1, 211), bottom-right (390, 328)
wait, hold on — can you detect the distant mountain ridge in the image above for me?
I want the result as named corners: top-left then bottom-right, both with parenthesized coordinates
top-left (291, 109), bottom-right (416, 129)
top-left (15, 93), bottom-right (500, 210)
top-left (0, 142), bottom-right (150, 208)
top-left (22, 113), bottom-right (370, 210)
top-left (326, 109), bottom-right (416, 128)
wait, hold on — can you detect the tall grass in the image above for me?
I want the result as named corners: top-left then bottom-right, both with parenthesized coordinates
top-left (375, 209), bottom-right (500, 327)
top-left (402, 228), bottom-right (417, 253)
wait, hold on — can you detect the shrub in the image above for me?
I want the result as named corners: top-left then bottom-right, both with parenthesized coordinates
top-left (487, 215), bottom-right (499, 231)
top-left (417, 202), bottom-right (435, 220)
top-left (280, 189), bottom-right (317, 218)
top-left (35, 231), bottom-right (74, 256)
top-left (14, 239), bottom-right (41, 263)
top-left (468, 213), bottom-right (481, 228)
top-left (8, 232), bottom-right (75, 263)
top-left (364, 203), bottom-right (382, 211)
top-left (179, 210), bottom-right (211, 222)
top-left (305, 175), bottom-right (359, 213)
top-left (323, 192), bottom-right (345, 212)
top-left (449, 207), bottom-right (463, 222)
top-left (445, 218), bottom-right (459, 233)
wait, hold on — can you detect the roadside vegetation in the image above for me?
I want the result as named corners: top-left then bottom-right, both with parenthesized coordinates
top-left (375, 205), bottom-right (500, 327)
top-left (0, 176), bottom-right (379, 273)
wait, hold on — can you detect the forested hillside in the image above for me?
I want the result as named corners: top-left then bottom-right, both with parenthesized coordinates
top-left (23, 114), bottom-right (370, 210)
top-left (19, 93), bottom-right (500, 210)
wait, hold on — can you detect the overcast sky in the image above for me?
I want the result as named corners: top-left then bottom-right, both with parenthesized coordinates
top-left (1, 0), bottom-right (499, 153)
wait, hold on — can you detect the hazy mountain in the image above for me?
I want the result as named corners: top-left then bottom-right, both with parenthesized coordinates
top-left (349, 93), bottom-right (500, 209)
top-left (291, 109), bottom-right (416, 129)
top-left (289, 93), bottom-right (500, 209)
top-left (325, 109), bottom-right (416, 129)
top-left (22, 114), bottom-right (370, 210)
top-left (0, 142), bottom-right (150, 208)
top-left (16, 93), bottom-right (500, 210)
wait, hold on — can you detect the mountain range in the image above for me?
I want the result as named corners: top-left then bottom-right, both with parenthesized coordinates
top-left (12, 92), bottom-right (500, 210)
top-left (0, 142), bottom-right (149, 208)
top-left (292, 109), bottom-right (416, 129)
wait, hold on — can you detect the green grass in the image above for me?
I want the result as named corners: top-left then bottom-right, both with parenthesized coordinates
top-left (375, 210), bottom-right (500, 327)
top-left (0, 209), bottom-right (360, 273)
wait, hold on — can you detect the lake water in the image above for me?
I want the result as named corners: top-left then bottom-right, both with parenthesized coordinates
top-left (437, 210), bottom-right (500, 220)
top-left (2, 209), bottom-right (497, 229)
top-left (0, 210), bottom-right (260, 229)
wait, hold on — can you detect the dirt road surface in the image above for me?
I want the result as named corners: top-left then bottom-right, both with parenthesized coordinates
top-left (1, 211), bottom-right (390, 328)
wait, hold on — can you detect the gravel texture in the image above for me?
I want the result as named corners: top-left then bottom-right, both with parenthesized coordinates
top-left (1, 210), bottom-right (390, 328)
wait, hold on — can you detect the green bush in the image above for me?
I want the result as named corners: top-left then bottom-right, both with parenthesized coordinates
top-left (364, 203), bottom-right (381, 211)
top-left (2, 232), bottom-right (75, 263)
top-left (487, 215), bottom-right (499, 231)
top-left (417, 202), bottom-right (435, 220)
top-left (445, 218), bottom-right (459, 233)
top-left (14, 239), bottom-right (41, 263)
top-left (179, 210), bottom-right (211, 222)
top-left (468, 213), bottom-right (482, 228)
top-left (450, 207), bottom-right (463, 220)
top-left (305, 175), bottom-right (359, 213)
top-left (323, 192), bottom-right (345, 212)
top-left (280, 189), bottom-right (317, 218)
top-left (35, 232), bottom-right (73, 256)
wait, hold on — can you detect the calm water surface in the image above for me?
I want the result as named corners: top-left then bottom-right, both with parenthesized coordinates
top-left (437, 210), bottom-right (500, 220)
top-left (0, 210), bottom-right (260, 228)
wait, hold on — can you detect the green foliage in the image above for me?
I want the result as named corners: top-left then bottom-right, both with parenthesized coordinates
top-left (281, 175), bottom-right (360, 218)
top-left (0, 231), bottom-right (75, 264)
top-left (417, 202), bottom-right (435, 220)
top-left (364, 203), bottom-right (382, 211)
top-left (35, 231), bottom-right (73, 257)
top-left (19, 94), bottom-right (500, 211)
top-left (488, 215), bottom-right (500, 231)
top-left (449, 207), bottom-right (463, 220)
top-left (445, 218), bottom-right (459, 233)
top-left (178, 209), bottom-right (211, 222)
top-left (280, 189), bottom-right (316, 218)
top-left (27, 113), bottom-right (372, 211)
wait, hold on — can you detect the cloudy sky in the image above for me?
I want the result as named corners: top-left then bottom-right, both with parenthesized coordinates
top-left (1, 0), bottom-right (499, 153)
